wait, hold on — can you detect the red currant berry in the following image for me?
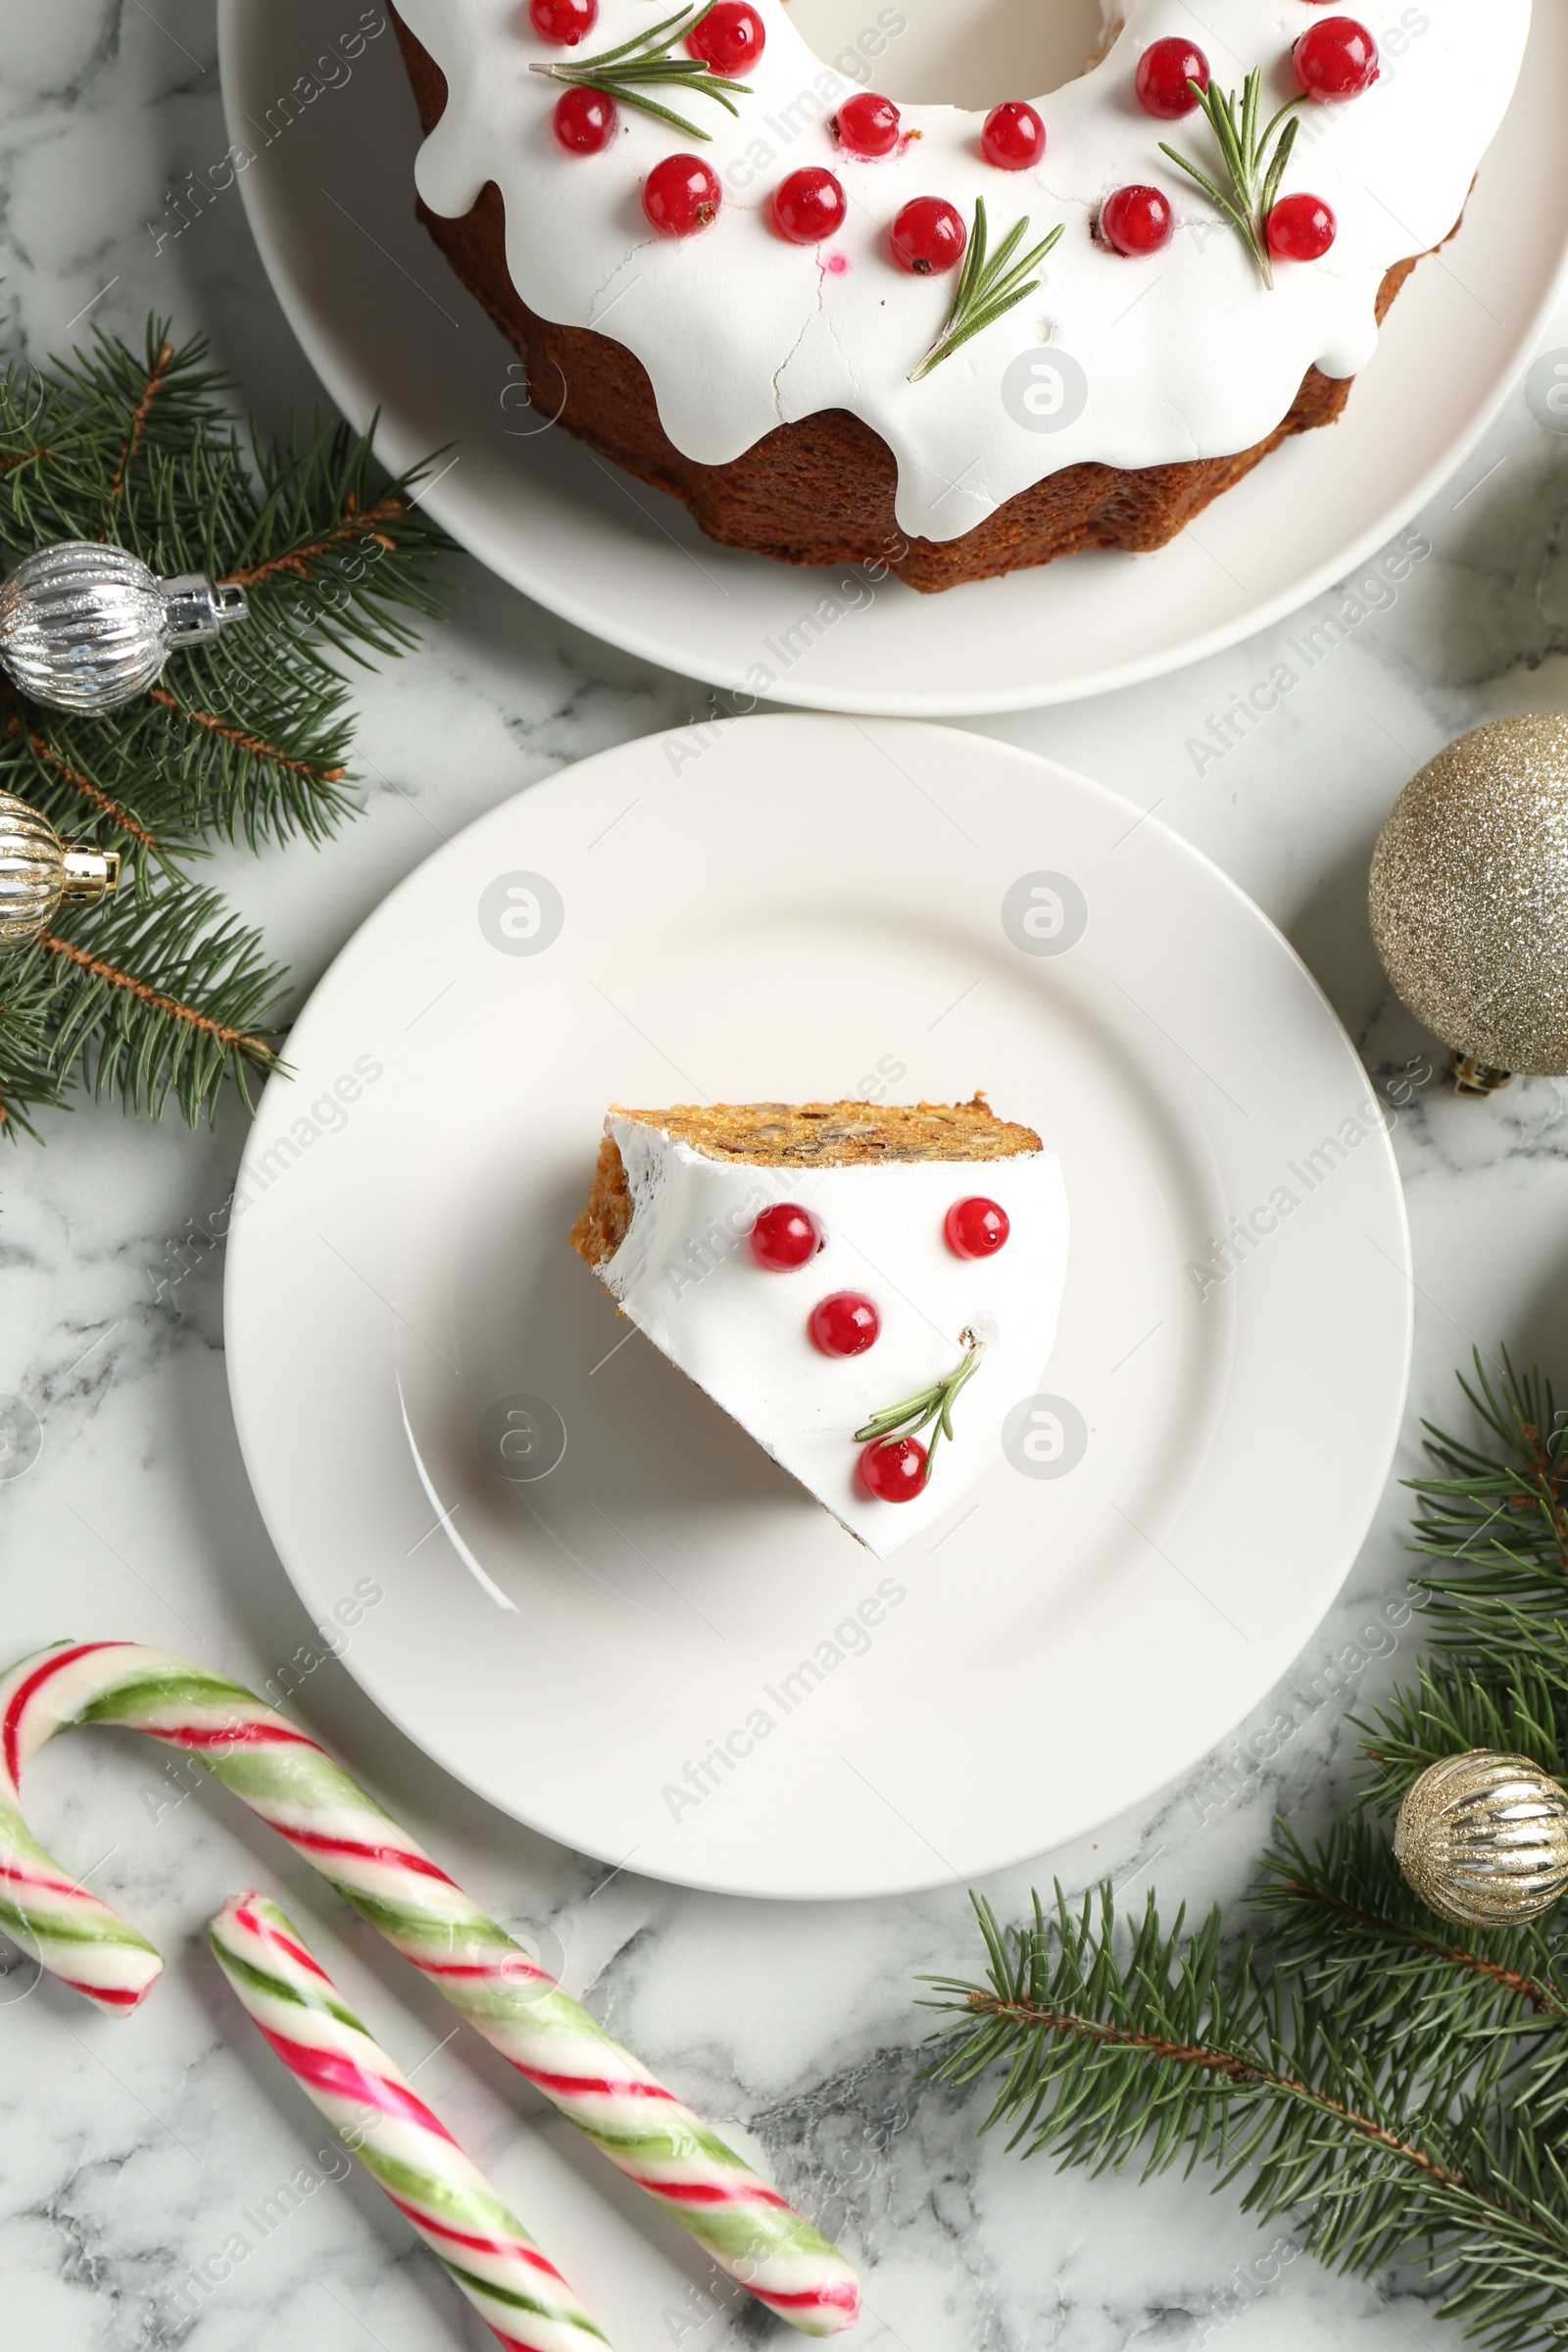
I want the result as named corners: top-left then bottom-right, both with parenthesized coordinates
top-left (808, 1292), bottom-right (881, 1357)
top-left (859, 1435), bottom-right (927, 1501)
top-left (772, 167), bottom-right (847, 244)
top-left (1134, 37), bottom-right (1209, 119)
top-left (981, 101), bottom-right (1045, 171)
top-left (1100, 183), bottom-right (1174, 256)
top-left (945, 1196), bottom-right (1010, 1258)
top-left (750, 1202), bottom-right (819, 1269)
top-left (1293, 17), bottom-right (1379, 101)
top-left (833, 91), bottom-right (901, 157)
top-left (1266, 191), bottom-right (1337, 263)
top-left (553, 85), bottom-right (616, 152)
top-left (685, 0), bottom-right (764, 75)
top-left (891, 196), bottom-right (966, 275)
top-left (528, 0), bottom-right (596, 44)
top-left (643, 154), bottom-right (722, 236)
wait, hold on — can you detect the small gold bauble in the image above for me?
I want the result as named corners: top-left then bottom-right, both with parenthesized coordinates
top-left (1368, 712), bottom-right (1568, 1078)
top-left (1394, 1750), bottom-right (1568, 1929)
top-left (0, 790), bottom-right (121, 952)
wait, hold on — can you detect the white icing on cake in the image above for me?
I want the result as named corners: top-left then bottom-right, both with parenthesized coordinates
top-left (588, 1116), bottom-right (1070, 1557)
top-left (401, 0), bottom-right (1528, 544)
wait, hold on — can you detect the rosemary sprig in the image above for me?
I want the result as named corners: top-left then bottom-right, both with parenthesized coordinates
top-left (909, 200), bottom-right (1063, 382)
top-left (528, 2), bottom-right (751, 141)
top-left (1159, 67), bottom-right (1304, 289)
top-left (855, 1331), bottom-right (986, 1485)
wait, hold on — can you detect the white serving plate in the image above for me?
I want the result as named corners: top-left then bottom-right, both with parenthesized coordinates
top-left (224, 716), bottom-right (1411, 1898)
top-left (220, 0), bottom-right (1568, 714)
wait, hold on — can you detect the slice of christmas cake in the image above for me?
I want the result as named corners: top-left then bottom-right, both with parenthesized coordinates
top-left (570, 1098), bottom-right (1069, 1557)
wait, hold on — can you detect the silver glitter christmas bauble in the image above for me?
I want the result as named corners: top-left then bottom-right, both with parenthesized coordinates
top-left (0, 541), bottom-right (248, 714)
top-left (1395, 1750), bottom-right (1568, 1929)
top-left (1368, 713), bottom-right (1568, 1080)
top-left (0, 791), bottom-right (121, 951)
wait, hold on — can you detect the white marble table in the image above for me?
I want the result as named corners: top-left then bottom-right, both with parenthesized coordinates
top-left (3, 6), bottom-right (1568, 2348)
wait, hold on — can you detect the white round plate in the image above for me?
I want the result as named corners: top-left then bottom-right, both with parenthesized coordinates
top-left (224, 716), bottom-right (1411, 1899)
top-left (218, 2), bottom-right (1567, 717)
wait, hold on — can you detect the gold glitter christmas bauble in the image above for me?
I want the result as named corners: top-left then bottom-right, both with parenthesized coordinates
top-left (1368, 713), bottom-right (1568, 1077)
top-left (0, 791), bottom-right (121, 952)
top-left (1394, 1750), bottom-right (1568, 1929)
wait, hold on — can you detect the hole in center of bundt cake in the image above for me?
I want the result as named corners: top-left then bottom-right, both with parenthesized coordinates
top-left (787, 0), bottom-right (1112, 110)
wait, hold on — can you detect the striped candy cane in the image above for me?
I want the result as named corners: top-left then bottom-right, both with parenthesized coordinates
top-left (0, 1642), bottom-right (860, 2336)
top-left (211, 1893), bottom-right (606, 2352)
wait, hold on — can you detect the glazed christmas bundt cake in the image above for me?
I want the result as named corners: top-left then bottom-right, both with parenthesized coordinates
top-left (390, 0), bottom-right (1528, 591)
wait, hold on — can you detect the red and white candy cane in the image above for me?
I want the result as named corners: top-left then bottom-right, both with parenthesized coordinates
top-left (211, 1893), bottom-right (607, 2352)
top-left (0, 1642), bottom-right (861, 2337)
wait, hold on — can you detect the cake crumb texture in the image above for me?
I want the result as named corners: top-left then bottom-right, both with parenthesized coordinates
top-left (622, 1096), bottom-right (1041, 1160)
top-left (570, 1133), bottom-right (635, 1267)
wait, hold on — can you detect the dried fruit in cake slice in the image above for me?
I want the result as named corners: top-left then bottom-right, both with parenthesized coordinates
top-left (570, 1097), bottom-right (1069, 1558)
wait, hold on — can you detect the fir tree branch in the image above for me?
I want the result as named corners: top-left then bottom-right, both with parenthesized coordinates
top-left (3, 698), bottom-right (166, 853)
top-left (0, 949), bottom-right (67, 1142)
top-left (924, 1887), bottom-right (1568, 2345)
top-left (0, 313), bottom-right (450, 1147)
top-left (0, 443), bottom-right (54, 479)
top-left (0, 883), bottom-right (286, 1137)
top-left (1261, 1829), bottom-right (1568, 2026)
top-left (924, 1355), bottom-right (1568, 2351)
top-left (1254, 1815), bottom-right (1568, 2137)
top-left (1348, 1352), bottom-right (1568, 1799)
top-left (226, 486), bottom-right (412, 590)
top-left (106, 335), bottom-right (175, 507)
top-left (1402, 1352), bottom-right (1568, 1656)
top-left (31, 878), bottom-right (286, 1123)
top-left (35, 930), bottom-right (274, 1061)
top-left (145, 685), bottom-right (347, 787)
top-left (1355, 1648), bottom-right (1568, 1808)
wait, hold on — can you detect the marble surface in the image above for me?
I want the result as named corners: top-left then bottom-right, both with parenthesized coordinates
top-left (3, 5), bottom-right (1568, 2349)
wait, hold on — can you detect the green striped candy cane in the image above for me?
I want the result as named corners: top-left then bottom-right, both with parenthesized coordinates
top-left (211, 1892), bottom-right (607, 2352)
top-left (0, 1641), bottom-right (860, 2335)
